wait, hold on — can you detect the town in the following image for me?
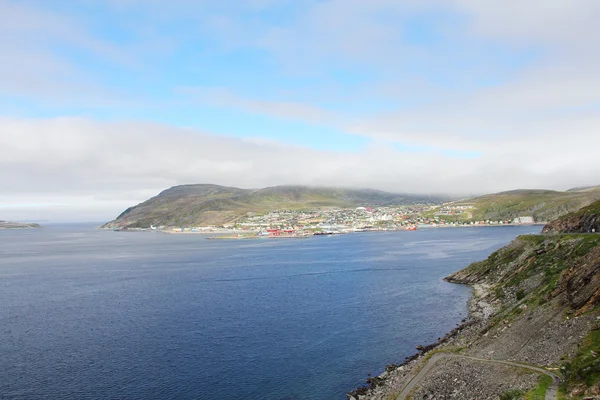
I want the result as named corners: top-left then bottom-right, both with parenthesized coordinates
top-left (160, 204), bottom-right (537, 237)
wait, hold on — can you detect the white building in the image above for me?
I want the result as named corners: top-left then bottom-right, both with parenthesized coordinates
top-left (513, 216), bottom-right (534, 224)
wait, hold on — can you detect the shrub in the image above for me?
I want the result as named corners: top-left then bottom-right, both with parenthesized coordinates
top-left (499, 388), bottom-right (525, 400)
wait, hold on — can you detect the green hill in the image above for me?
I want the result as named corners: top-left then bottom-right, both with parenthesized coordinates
top-left (442, 186), bottom-right (600, 223)
top-left (103, 184), bottom-right (444, 229)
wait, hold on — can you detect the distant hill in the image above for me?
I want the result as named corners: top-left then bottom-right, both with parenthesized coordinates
top-left (566, 185), bottom-right (600, 192)
top-left (447, 187), bottom-right (600, 222)
top-left (103, 184), bottom-right (445, 229)
top-left (0, 221), bottom-right (41, 229)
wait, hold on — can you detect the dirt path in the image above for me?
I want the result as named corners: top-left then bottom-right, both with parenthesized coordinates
top-left (395, 353), bottom-right (561, 400)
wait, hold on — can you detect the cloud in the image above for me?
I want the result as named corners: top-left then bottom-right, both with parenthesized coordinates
top-left (2, 1), bottom-right (600, 221)
top-left (179, 87), bottom-right (344, 126)
top-left (177, 1), bottom-right (600, 155)
top-left (1, 116), bottom-right (599, 221)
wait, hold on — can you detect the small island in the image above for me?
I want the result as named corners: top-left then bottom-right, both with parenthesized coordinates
top-left (0, 220), bottom-right (41, 229)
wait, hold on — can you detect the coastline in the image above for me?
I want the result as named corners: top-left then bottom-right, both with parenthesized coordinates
top-left (347, 278), bottom-right (487, 399)
top-left (102, 223), bottom-right (545, 236)
top-left (350, 231), bottom-right (600, 399)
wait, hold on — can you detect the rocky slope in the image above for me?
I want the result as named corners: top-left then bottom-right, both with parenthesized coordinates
top-left (0, 220), bottom-right (41, 229)
top-left (351, 210), bottom-right (600, 399)
top-left (542, 200), bottom-right (600, 234)
top-left (102, 184), bottom-right (445, 229)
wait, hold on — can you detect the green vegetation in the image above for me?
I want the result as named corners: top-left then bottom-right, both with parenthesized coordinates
top-left (560, 328), bottom-right (600, 394)
top-left (449, 230), bottom-right (600, 371)
top-left (455, 234), bottom-right (600, 307)
top-left (447, 187), bottom-right (600, 223)
top-left (444, 199), bottom-right (600, 398)
top-left (105, 183), bottom-right (600, 229)
top-left (499, 388), bottom-right (525, 400)
top-left (543, 199), bottom-right (600, 234)
top-left (571, 199), bottom-right (600, 217)
top-left (103, 184), bottom-right (445, 229)
top-left (525, 375), bottom-right (552, 400)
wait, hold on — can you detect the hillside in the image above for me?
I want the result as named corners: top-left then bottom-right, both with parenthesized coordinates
top-left (542, 200), bottom-right (600, 234)
top-left (443, 233), bottom-right (600, 398)
top-left (356, 203), bottom-right (600, 399)
top-left (444, 186), bottom-right (600, 223)
top-left (102, 184), bottom-right (444, 229)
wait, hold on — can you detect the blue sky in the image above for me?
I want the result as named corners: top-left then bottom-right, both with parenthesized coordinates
top-left (1, 0), bottom-right (600, 221)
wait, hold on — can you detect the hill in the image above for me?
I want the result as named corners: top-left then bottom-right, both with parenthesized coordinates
top-left (102, 184), bottom-right (444, 229)
top-left (442, 187), bottom-right (600, 223)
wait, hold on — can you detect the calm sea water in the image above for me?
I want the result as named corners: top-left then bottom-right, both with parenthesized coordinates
top-left (0, 224), bottom-right (540, 399)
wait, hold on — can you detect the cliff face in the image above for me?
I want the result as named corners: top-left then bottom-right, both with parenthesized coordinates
top-left (542, 200), bottom-right (600, 234)
top-left (446, 234), bottom-right (600, 316)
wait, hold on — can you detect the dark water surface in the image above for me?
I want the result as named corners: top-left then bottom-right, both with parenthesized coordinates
top-left (0, 225), bottom-right (540, 399)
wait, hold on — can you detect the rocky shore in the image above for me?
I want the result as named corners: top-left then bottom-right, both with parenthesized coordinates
top-left (348, 201), bottom-right (600, 399)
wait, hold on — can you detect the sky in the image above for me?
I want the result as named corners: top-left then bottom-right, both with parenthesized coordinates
top-left (1, 0), bottom-right (600, 222)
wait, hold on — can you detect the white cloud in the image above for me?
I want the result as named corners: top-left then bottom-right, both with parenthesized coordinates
top-left (2, 1), bottom-right (600, 221)
top-left (1, 117), bottom-right (598, 221)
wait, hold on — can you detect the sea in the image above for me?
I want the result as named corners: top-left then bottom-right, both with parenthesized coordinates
top-left (0, 224), bottom-right (541, 400)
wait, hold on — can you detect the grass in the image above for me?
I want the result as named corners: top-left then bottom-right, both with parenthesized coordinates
top-left (499, 388), bottom-right (525, 400)
top-left (560, 328), bottom-right (600, 393)
top-left (112, 185), bottom-right (441, 228)
top-left (525, 375), bottom-right (552, 400)
top-left (452, 188), bottom-right (600, 222)
top-left (457, 232), bottom-right (600, 339)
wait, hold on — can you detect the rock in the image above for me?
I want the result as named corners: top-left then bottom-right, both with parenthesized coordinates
top-left (542, 200), bottom-right (600, 234)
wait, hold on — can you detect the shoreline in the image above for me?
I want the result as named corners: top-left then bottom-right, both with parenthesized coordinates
top-left (346, 278), bottom-right (488, 399)
top-left (101, 223), bottom-right (544, 235)
top-left (206, 235), bottom-right (310, 240)
top-left (349, 231), bottom-right (600, 399)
